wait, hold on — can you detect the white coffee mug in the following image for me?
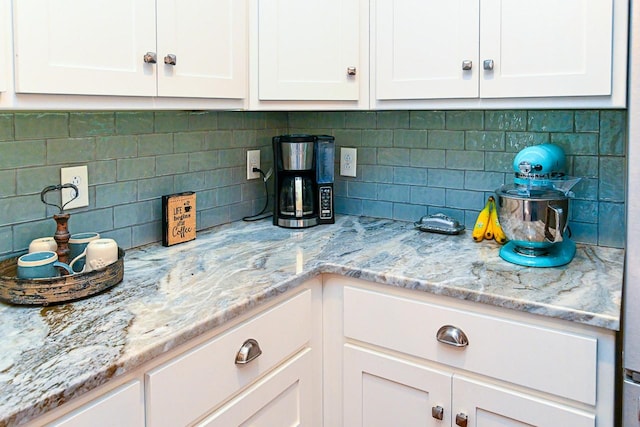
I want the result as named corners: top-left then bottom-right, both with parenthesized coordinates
top-left (70, 238), bottom-right (118, 273)
top-left (28, 237), bottom-right (57, 253)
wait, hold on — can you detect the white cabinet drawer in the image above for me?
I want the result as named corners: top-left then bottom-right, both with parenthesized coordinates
top-left (196, 348), bottom-right (314, 427)
top-left (47, 381), bottom-right (144, 427)
top-left (145, 289), bottom-right (313, 427)
top-left (343, 286), bottom-right (597, 405)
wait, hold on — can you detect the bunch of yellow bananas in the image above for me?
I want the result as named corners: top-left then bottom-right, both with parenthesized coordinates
top-left (472, 196), bottom-right (507, 244)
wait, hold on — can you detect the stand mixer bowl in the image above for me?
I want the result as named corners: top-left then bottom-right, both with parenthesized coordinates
top-left (495, 186), bottom-right (570, 256)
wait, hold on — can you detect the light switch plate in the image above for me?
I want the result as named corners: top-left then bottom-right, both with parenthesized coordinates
top-left (340, 147), bottom-right (357, 177)
top-left (60, 165), bottom-right (89, 209)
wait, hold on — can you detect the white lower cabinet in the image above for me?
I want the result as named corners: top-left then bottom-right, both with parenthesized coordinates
top-left (45, 381), bottom-right (145, 427)
top-left (452, 376), bottom-right (594, 427)
top-left (325, 275), bottom-right (615, 427)
top-left (27, 275), bottom-right (615, 427)
top-left (344, 345), bottom-right (452, 427)
top-left (145, 285), bottom-right (321, 427)
top-left (344, 345), bottom-right (594, 427)
top-left (197, 348), bottom-right (314, 426)
top-left (29, 280), bottom-right (322, 427)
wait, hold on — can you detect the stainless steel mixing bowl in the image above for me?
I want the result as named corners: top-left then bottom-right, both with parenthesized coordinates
top-left (495, 186), bottom-right (570, 255)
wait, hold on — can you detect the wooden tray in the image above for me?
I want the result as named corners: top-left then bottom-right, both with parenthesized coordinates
top-left (0, 248), bottom-right (125, 306)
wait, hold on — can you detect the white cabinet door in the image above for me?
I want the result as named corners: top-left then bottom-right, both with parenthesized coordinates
top-left (47, 381), bottom-right (145, 427)
top-left (257, 0), bottom-right (361, 101)
top-left (374, 0), bottom-right (479, 100)
top-left (13, 0), bottom-right (157, 96)
top-left (453, 376), bottom-right (595, 427)
top-left (145, 289), bottom-right (313, 427)
top-left (13, 0), bottom-right (247, 99)
top-left (197, 349), bottom-right (316, 427)
top-left (480, 0), bottom-right (613, 98)
top-left (0, 0), bottom-right (9, 92)
top-left (156, 0), bottom-right (247, 98)
top-left (373, 0), bottom-right (615, 103)
top-left (343, 344), bottom-right (452, 427)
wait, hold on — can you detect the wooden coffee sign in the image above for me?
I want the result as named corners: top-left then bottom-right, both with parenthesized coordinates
top-left (162, 192), bottom-right (196, 246)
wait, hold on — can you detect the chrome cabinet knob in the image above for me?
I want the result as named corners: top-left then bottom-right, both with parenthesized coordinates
top-left (164, 54), bottom-right (177, 66)
top-left (455, 413), bottom-right (468, 427)
top-left (143, 52), bottom-right (157, 64)
top-left (347, 66), bottom-right (357, 76)
top-left (462, 60), bottom-right (472, 71)
top-left (436, 325), bottom-right (469, 348)
top-left (235, 338), bottom-right (262, 365)
top-left (483, 59), bottom-right (494, 71)
top-left (432, 405), bottom-right (444, 420)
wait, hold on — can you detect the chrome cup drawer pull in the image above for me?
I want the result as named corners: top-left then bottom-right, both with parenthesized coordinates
top-left (235, 338), bottom-right (262, 365)
top-left (456, 412), bottom-right (468, 427)
top-left (143, 52), bottom-right (157, 64)
top-left (164, 54), bottom-right (177, 66)
top-left (436, 325), bottom-right (469, 348)
top-left (432, 405), bottom-right (444, 420)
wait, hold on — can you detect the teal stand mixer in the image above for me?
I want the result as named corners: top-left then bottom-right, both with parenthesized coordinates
top-left (495, 144), bottom-right (580, 267)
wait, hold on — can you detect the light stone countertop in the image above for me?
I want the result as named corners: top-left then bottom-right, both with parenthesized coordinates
top-left (0, 215), bottom-right (624, 426)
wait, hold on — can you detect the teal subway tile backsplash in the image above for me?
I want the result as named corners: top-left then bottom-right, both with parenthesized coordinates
top-left (445, 111), bottom-right (484, 130)
top-left (410, 111), bottom-right (445, 129)
top-left (485, 110), bottom-right (527, 131)
top-left (0, 109), bottom-right (627, 259)
top-left (600, 110), bottom-right (626, 155)
top-left (116, 112), bottom-right (154, 134)
top-left (15, 113), bottom-right (68, 140)
top-left (0, 114), bottom-right (14, 141)
top-left (527, 110), bottom-right (574, 132)
top-left (289, 109), bottom-right (627, 249)
top-left (428, 130), bottom-right (464, 149)
top-left (0, 140), bottom-right (45, 169)
top-left (0, 111), bottom-right (285, 257)
top-left (70, 112), bottom-right (115, 137)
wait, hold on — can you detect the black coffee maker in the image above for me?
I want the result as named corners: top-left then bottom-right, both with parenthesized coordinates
top-left (273, 134), bottom-right (335, 228)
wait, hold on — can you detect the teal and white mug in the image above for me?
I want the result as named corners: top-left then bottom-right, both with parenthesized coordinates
top-left (68, 232), bottom-right (100, 273)
top-left (69, 238), bottom-right (118, 273)
top-left (17, 251), bottom-right (73, 279)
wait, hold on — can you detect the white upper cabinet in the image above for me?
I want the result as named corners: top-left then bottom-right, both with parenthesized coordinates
top-left (480, 0), bottom-right (613, 98)
top-left (11, 0), bottom-right (246, 105)
top-left (0, 0), bottom-right (9, 93)
top-left (372, 0), bottom-right (627, 109)
top-left (374, 0), bottom-right (479, 100)
top-left (13, 0), bottom-right (157, 96)
top-left (249, 0), bottom-right (369, 110)
top-left (156, 0), bottom-right (246, 99)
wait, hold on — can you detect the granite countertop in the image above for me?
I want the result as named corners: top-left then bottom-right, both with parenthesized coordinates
top-left (0, 215), bottom-right (624, 426)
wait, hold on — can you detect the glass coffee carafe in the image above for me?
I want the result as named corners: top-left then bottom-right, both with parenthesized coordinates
top-left (278, 175), bottom-right (315, 217)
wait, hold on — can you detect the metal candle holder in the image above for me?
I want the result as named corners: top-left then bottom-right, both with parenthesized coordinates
top-left (40, 183), bottom-right (79, 264)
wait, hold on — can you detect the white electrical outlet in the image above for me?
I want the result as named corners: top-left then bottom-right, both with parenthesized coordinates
top-left (61, 165), bottom-right (89, 209)
top-left (340, 147), bottom-right (357, 177)
top-left (247, 150), bottom-right (261, 180)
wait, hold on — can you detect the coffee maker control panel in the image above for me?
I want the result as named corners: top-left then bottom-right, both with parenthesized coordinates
top-left (319, 185), bottom-right (333, 221)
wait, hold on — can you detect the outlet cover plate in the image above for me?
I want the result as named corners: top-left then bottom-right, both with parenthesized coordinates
top-left (61, 165), bottom-right (89, 209)
top-left (247, 150), bottom-right (261, 180)
top-left (340, 147), bottom-right (357, 177)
